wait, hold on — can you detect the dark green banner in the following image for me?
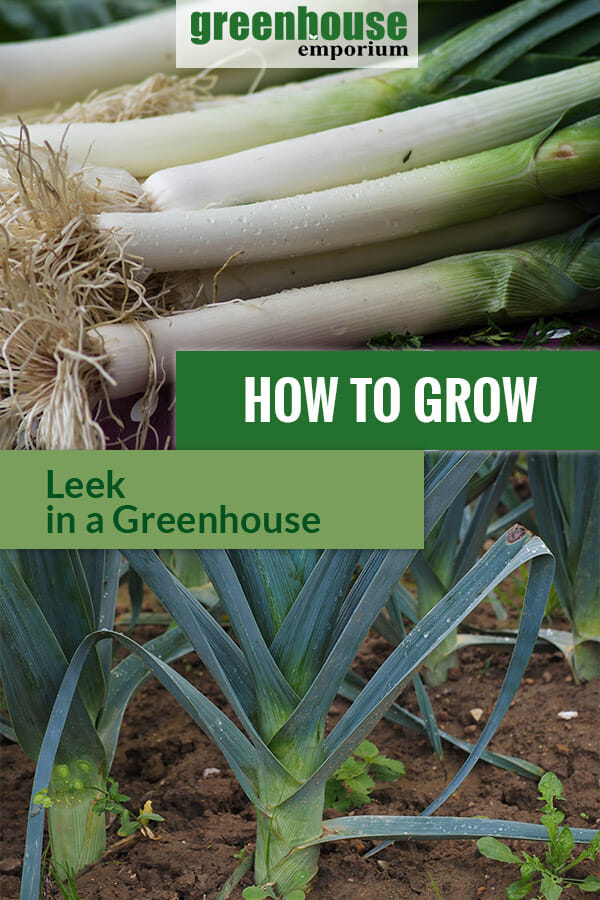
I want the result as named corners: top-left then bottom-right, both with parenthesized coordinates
top-left (177, 350), bottom-right (599, 449)
top-left (0, 450), bottom-right (422, 549)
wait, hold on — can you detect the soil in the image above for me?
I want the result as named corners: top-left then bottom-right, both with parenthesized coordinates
top-left (2, 606), bottom-right (599, 900)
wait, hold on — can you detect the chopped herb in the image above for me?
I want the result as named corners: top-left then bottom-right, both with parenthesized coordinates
top-left (367, 331), bottom-right (424, 350)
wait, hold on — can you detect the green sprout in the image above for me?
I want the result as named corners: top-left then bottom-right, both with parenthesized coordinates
top-left (324, 740), bottom-right (405, 813)
top-left (35, 776), bottom-right (164, 840)
top-left (477, 773), bottom-right (600, 899)
top-left (92, 778), bottom-right (164, 838)
top-left (242, 869), bottom-right (311, 900)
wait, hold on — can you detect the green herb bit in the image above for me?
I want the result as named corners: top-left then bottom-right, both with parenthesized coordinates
top-left (453, 315), bottom-right (516, 346)
top-left (367, 331), bottom-right (424, 350)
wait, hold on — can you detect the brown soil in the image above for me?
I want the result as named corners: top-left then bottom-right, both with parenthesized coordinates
top-left (2, 610), bottom-right (599, 900)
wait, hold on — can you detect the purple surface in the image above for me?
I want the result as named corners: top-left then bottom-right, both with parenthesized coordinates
top-left (423, 311), bottom-right (600, 350)
top-left (99, 383), bottom-right (175, 449)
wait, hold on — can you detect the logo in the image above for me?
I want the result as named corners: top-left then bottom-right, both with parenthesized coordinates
top-left (176, 0), bottom-right (418, 69)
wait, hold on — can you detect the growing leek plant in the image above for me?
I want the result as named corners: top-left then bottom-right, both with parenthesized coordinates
top-left (0, 549), bottom-right (190, 876)
top-left (344, 454), bottom-right (542, 768)
top-left (18, 455), bottom-right (598, 899)
top-left (378, 452), bottom-right (522, 686)
top-left (528, 452), bottom-right (600, 681)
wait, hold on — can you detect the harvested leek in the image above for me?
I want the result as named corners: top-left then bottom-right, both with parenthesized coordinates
top-left (99, 116), bottom-right (600, 272)
top-left (143, 62), bottom-right (600, 208)
top-left (97, 224), bottom-right (600, 398)
top-left (1, 0), bottom-right (579, 173)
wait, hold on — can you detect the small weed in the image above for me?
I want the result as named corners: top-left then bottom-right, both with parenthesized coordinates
top-left (427, 871), bottom-right (443, 898)
top-left (93, 779), bottom-right (164, 838)
top-left (42, 854), bottom-right (83, 900)
top-left (324, 740), bottom-right (405, 813)
top-left (242, 870), bottom-right (311, 899)
top-left (34, 776), bottom-right (163, 840)
top-left (477, 772), bottom-right (600, 899)
top-left (478, 657), bottom-right (494, 679)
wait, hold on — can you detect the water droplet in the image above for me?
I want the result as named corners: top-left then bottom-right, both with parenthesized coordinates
top-left (331, 323), bottom-right (347, 336)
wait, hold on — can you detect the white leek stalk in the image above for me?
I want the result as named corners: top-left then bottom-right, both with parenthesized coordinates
top-left (46, 763), bottom-right (106, 875)
top-left (1, 73), bottom-right (419, 174)
top-left (98, 117), bottom-right (600, 272)
top-left (144, 62), bottom-right (600, 209)
top-left (0, 11), bottom-right (177, 114)
top-left (0, 6), bottom-right (323, 115)
top-left (96, 227), bottom-right (600, 398)
top-left (196, 203), bottom-right (586, 304)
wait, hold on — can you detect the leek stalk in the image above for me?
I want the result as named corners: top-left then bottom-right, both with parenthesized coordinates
top-left (97, 116), bottom-right (600, 273)
top-left (190, 203), bottom-right (586, 305)
top-left (0, 7), bottom-right (322, 115)
top-left (528, 453), bottom-right (600, 680)
top-left (143, 62), bottom-right (600, 209)
top-left (45, 765), bottom-right (107, 875)
top-left (1, 0), bottom-right (576, 174)
top-left (96, 224), bottom-right (600, 398)
top-left (0, 10), bottom-right (179, 115)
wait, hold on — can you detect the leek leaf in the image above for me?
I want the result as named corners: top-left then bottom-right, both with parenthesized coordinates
top-left (384, 595), bottom-right (443, 756)
top-left (288, 550), bottom-right (320, 583)
top-left (467, 0), bottom-right (600, 79)
top-left (538, 13), bottom-right (600, 54)
top-left (315, 533), bottom-right (553, 790)
top-left (270, 550), bottom-right (362, 693)
top-left (424, 452), bottom-right (492, 535)
top-left (196, 550), bottom-right (300, 738)
top-left (303, 815), bottom-right (596, 846)
top-left (78, 550), bottom-right (121, 682)
top-left (225, 550), bottom-right (304, 644)
top-left (14, 551), bottom-right (105, 721)
top-left (0, 551), bottom-right (104, 766)
top-left (419, 0), bottom-right (570, 89)
top-left (270, 549), bottom-right (417, 757)
top-left (122, 549), bottom-right (258, 723)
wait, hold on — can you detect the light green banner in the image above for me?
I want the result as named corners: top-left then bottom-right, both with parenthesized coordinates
top-left (0, 450), bottom-right (423, 549)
